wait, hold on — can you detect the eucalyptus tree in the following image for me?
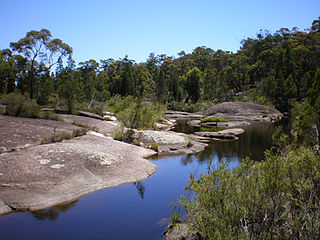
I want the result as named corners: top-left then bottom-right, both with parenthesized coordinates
top-left (185, 67), bottom-right (202, 103)
top-left (10, 29), bottom-right (72, 99)
top-left (0, 49), bottom-right (15, 93)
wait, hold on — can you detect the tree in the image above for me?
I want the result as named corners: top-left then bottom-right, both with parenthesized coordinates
top-left (185, 67), bottom-right (202, 102)
top-left (155, 68), bottom-right (168, 103)
top-left (37, 72), bottom-right (54, 105)
top-left (0, 50), bottom-right (15, 93)
top-left (78, 59), bottom-right (99, 102)
top-left (10, 29), bottom-right (72, 99)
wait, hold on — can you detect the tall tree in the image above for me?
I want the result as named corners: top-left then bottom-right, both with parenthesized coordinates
top-left (185, 67), bottom-right (202, 102)
top-left (10, 29), bottom-right (72, 99)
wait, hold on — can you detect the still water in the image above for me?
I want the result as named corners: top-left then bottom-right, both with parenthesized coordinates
top-left (0, 122), bottom-right (277, 240)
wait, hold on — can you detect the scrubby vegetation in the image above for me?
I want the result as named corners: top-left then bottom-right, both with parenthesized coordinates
top-left (0, 92), bottom-right (61, 120)
top-left (106, 95), bottom-right (165, 129)
top-left (172, 140), bottom-right (320, 239)
top-left (200, 117), bottom-right (228, 123)
top-left (41, 128), bottom-right (88, 144)
top-left (1, 18), bottom-right (320, 116)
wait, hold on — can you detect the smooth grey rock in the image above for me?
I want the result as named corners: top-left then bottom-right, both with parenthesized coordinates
top-left (132, 130), bottom-right (207, 157)
top-left (0, 200), bottom-right (11, 215)
top-left (202, 102), bottom-right (283, 126)
top-left (0, 134), bottom-right (157, 214)
top-left (194, 128), bottom-right (244, 141)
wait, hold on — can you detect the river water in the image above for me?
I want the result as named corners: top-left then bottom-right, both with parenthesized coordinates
top-left (0, 122), bottom-right (277, 240)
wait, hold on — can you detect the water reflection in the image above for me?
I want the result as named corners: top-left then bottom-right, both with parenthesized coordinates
top-left (133, 182), bottom-right (146, 199)
top-left (30, 200), bottom-right (78, 221)
top-left (198, 123), bottom-right (277, 162)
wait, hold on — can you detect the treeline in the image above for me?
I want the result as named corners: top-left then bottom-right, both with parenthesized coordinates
top-left (0, 18), bottom-right (319, 114)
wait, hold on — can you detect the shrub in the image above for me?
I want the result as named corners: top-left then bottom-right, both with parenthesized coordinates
top-left (111, 125), bottom-right (134, 142)
top-left (38, 111), bottom-right (63, 121)
top-left (0, 92), bottom-right (40, 118)
top-left (173, 146), bottom-right (320, 239)
top-left (106, 96), bottom-right (165, 129)
top-left (151, 142), bottom-right (159, 152)
top-left (200, 117), bottom-right (228, 123)
top-left (41, 128), bottom-right (88, 144)
top-left (199, 126), bottom-right (226, 132)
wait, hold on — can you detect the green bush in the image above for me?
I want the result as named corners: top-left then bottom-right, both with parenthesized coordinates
top-left (199, 126), bottom-right (226, 132)
top-left (174, 146), bottom-right (320, 239)
top-left (38, 111), bottom-right (63, 121)
top-left (200, 117), bottom-right (228, 123)
top-left (151, 142), bottom-right (159, 152)
top-left (106, 96), bottom-right (165, 129)
top-left (0, 92), bottom-right (40, 118)
top-left (41, 128), bottom-right (88, 144)
top-left (111, 125), bottom-right (134, 142)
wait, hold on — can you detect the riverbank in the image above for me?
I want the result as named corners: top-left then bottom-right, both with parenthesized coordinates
top-left (0, 113), bottom-right (159, 215)
top-left (0, 113), bottom-right (203, 215)
top-left (0, 102), bottom-right (282, 215)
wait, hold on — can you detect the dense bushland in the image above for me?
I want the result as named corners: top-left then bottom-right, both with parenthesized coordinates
top-left (1, 18), bottom-right (319, 116)
top-left (173, 143), bottom-right (320, 239)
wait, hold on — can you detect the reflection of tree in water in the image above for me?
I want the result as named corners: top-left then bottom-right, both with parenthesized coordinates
top-left (180, 155), bottom-right (194, 165)
top-left (134, 182), bottom-right (146, 199)
top-left (31, 200), bottom-right (78, 221)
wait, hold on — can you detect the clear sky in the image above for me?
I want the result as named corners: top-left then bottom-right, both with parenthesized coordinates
top-left (1, 0), bottom-right (319, 64)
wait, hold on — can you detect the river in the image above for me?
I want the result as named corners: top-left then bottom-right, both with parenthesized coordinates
top-left (0, 122), bottom-right (278, 240)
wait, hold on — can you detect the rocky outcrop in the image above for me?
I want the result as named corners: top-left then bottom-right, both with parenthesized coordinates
top-left (164, 223), bottom-right (198, 240)
top-left (202, 102), bottom-right (282, 126)
top-left (0, 132), bottom-right (156, 215)
top-left (132, 130), bottom-right (207, 156)
top-left (165, 110), bottom-right (203, 120)
top-left (194, 128), bottom-right (245, 141)
top-left (0, 115), bottom-right (81, 153)
top-left (59, 114), bottom-right (118, 135)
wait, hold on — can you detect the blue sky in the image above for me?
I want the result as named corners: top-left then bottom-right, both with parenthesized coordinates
top-left (1, 0), bottom-right (319, 64)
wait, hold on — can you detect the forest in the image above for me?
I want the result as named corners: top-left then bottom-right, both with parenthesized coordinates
top-left (1, 18), bottom-right (319, 144)
top-left (0, 18), bottom-right (318, 111)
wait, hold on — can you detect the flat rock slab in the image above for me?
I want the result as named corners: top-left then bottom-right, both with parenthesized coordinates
top-left (133, 130), bottom-right (207, 156)
top-left (203, 102), bottom-right (283, 123)
top-left (0, 132), bottom-right (156, 214)
top-left (165, 110), bottom-right (203, 120)
top-left (0, 115), bottom-right (81, 153)
top-left (195, 128), bottom-right (244, 141)
top-left (59, 114), bottom-right (119, 135)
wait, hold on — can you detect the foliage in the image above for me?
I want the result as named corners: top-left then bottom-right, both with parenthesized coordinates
top-left (151, 142), bottom-right (159, 152)
top-left (111, 125), bottom-right (134, 142)
top-left (10, 29), bottom-right (72, 99)
top-left (1, 19), bottom-right (320, 115)
top-left (106, 96), bottom-right (165, 129)
top-left (0, 92), bottom-right (40, 118)
top-left (185, 67), bottom-right (202, 103)
top-left (38, 111), bottom-right (63, 121)
top-left (41, 128), bottom-right (88, 144)
top-left (200, 117), bottom-right (228, 123)
top-left (174, 146), bottom-right (320, 239)
top-left (199, 126), bottom-right (226, 132)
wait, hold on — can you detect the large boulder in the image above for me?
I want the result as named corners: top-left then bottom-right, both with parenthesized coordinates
top-left (203, 102), bottom-right (282, 123)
